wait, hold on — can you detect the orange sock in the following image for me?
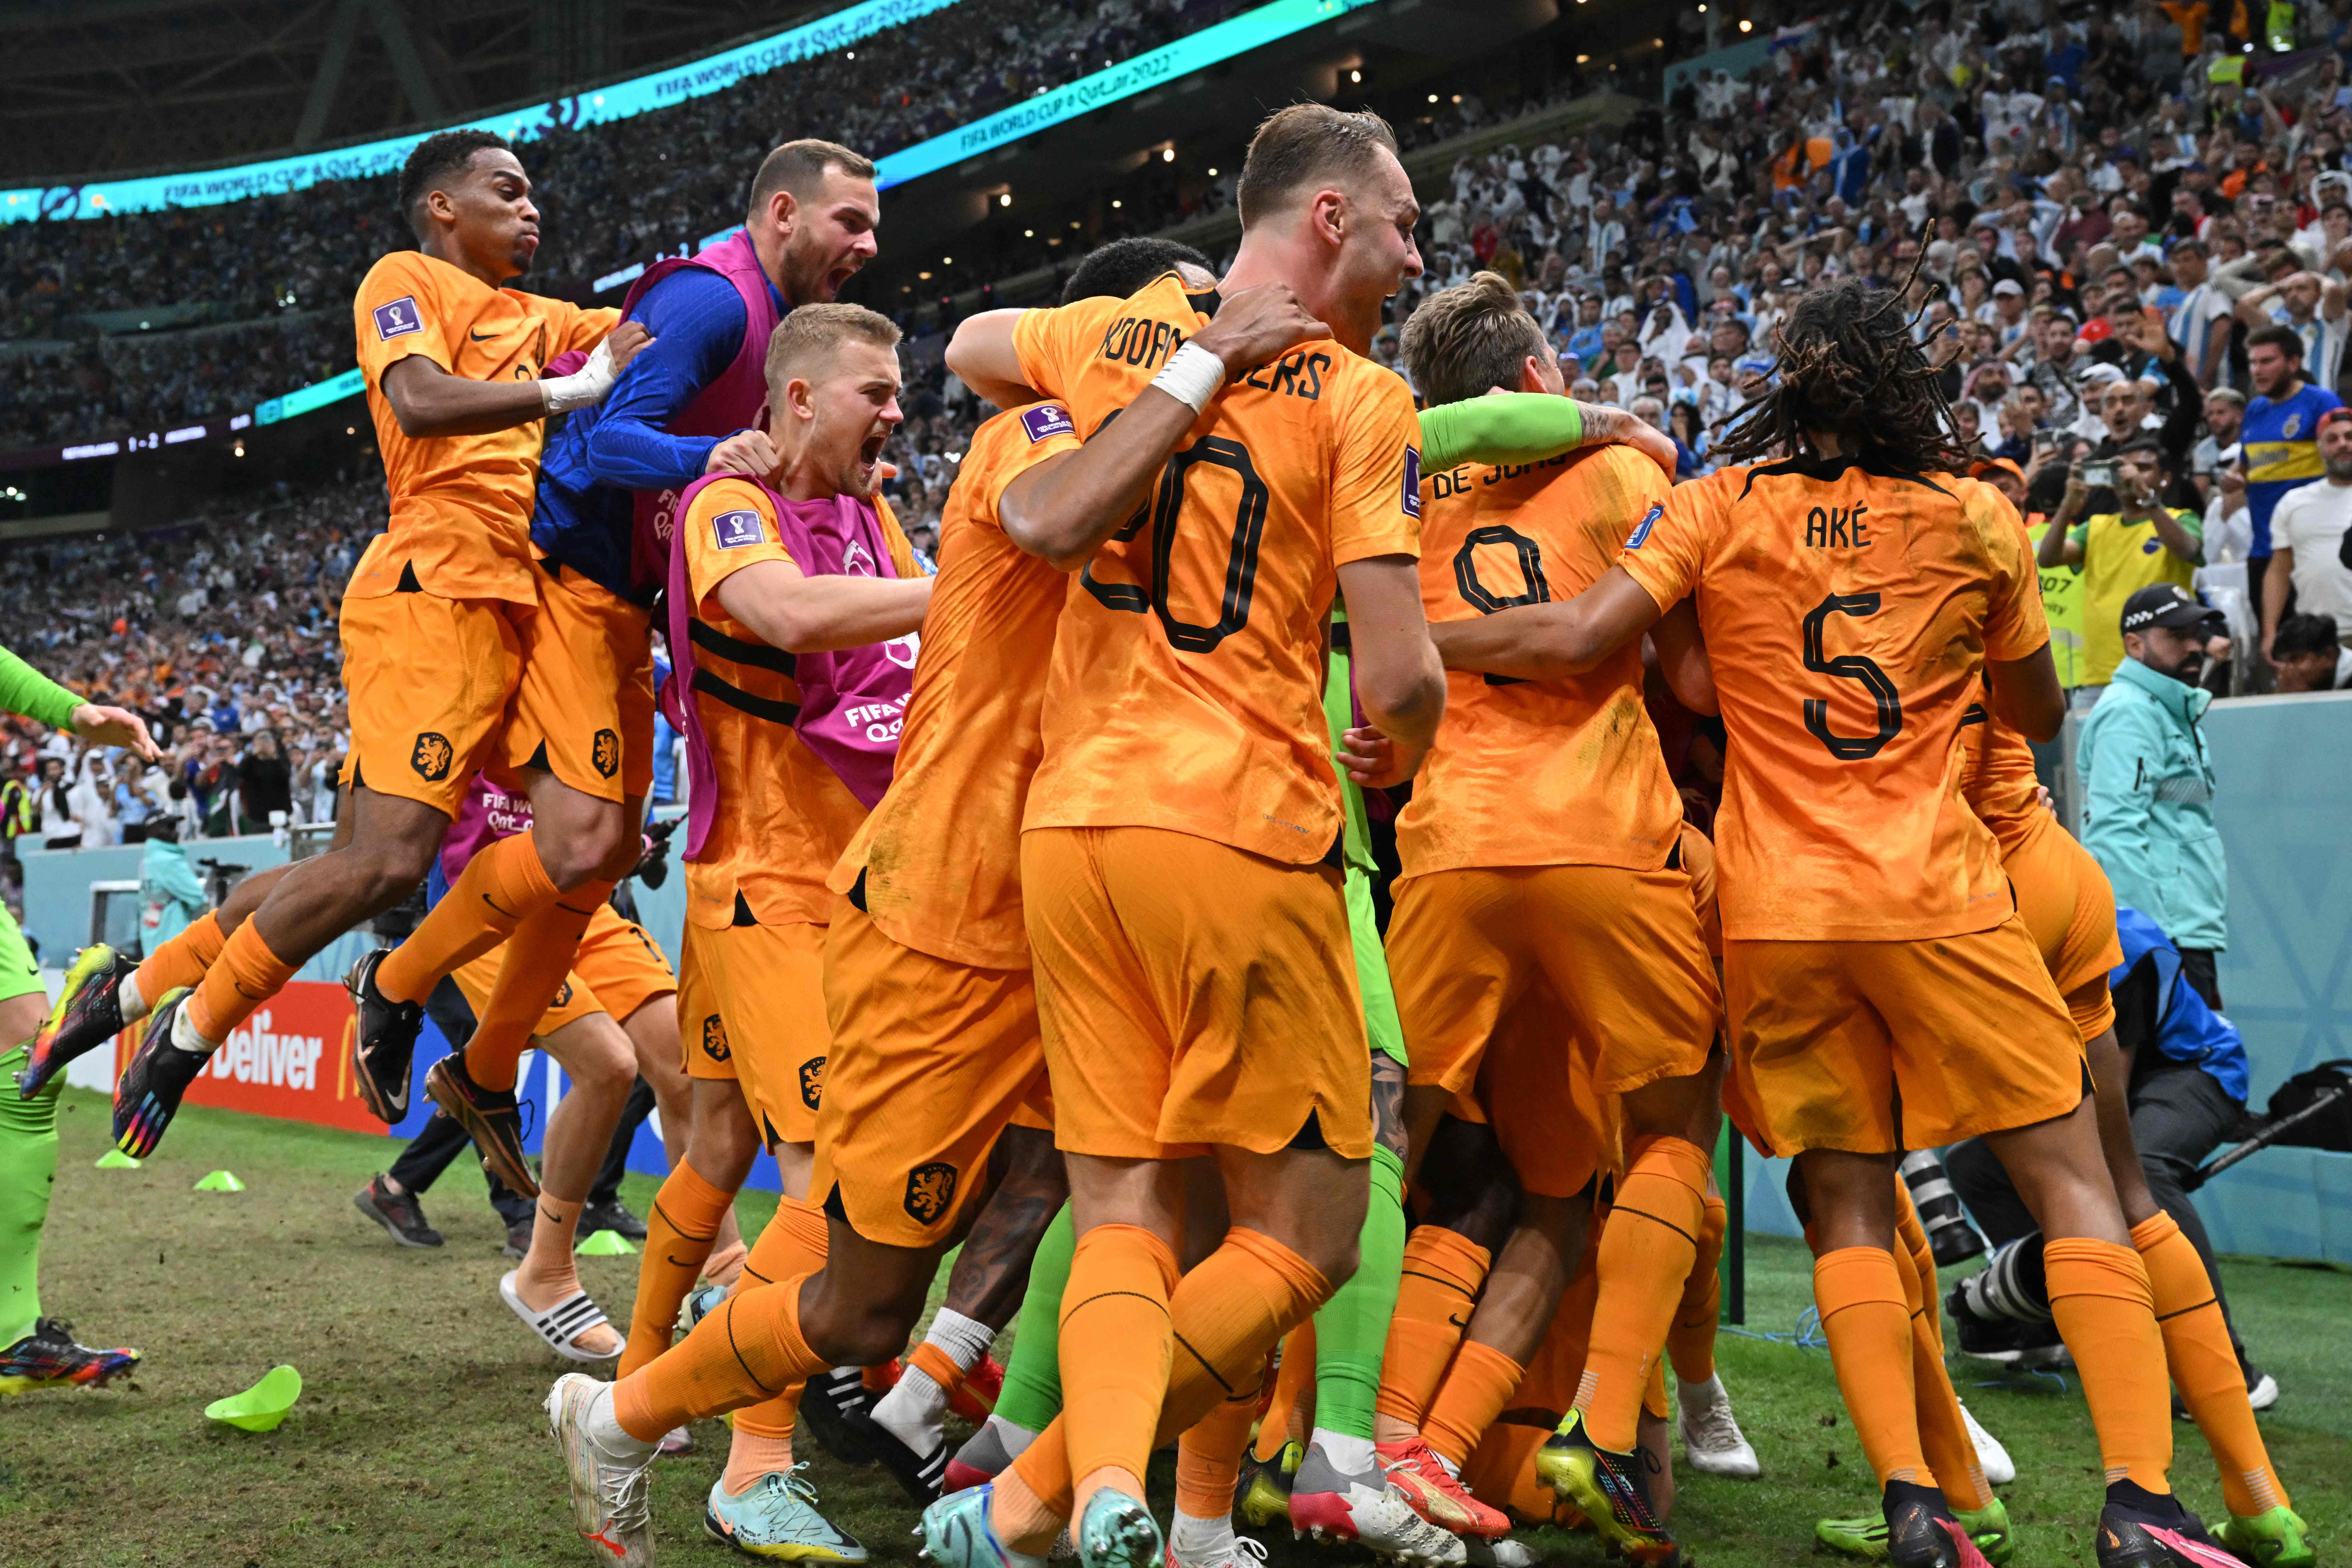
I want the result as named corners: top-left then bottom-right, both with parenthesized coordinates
top-left (1256, 1323), bottom-right (1315, 1463)
top-left (1375, 1226), bottom-right (1492, 1428)
top-left (184, 919), bottom-right (298, 1046)
top-left (1815, 1246), bottom-right (1926, 1488)
top-left (741, 1195), bottom-right (831, 1293)
top-left (725, 1198), bottom-right (830, 1449)
top-left (907, 1340), bottom-right (964, 1394)
top-left (1060, 1224), bottom-right (1180, 1510)
top-left (2045, 1238), bottom-right (2172, 1494)
top-left (720, 1425), bottom-right (797, 1495)
top-left (613, 1270), bottom-right (829, 1442)
top-left (1012, 1228), bottom-right (1331, 1527)
top-left (1576, 1135), bottom-right (1708, 1451)
top-left (1895, 1186), bottom-right (1944, 1356)
top-left (1423, 1339), bottom-right (1525, 1468)
top-left (1893, 1226), bottom-right (1989, 1510)
top-left (619, 1160), bottom-right (738, 1377)
top-left (461, 881), bottom-right (612, 1092)
top-left (1666, 1191), bottom-right (1727, 1385)
top-left (2133, 1213), bottom-right (2285, 1516)
top-left (375, 833), bottom-right (561, 1006)
top-left (132, 909), bottom-right (224, 1012)
top-left (1176, 1357), bottom-right (1267, 1519)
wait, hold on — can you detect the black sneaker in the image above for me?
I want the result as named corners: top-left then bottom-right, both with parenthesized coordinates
top-left (19, 944), bottom-right (130, 1100)
top-left (345, 949), bottom-right (424, 1123)
top-left (352, 1173), bottom-right (443, 1248)
top-left (422, 1053), bottom-right (538, 1199)
top-left (842, 1398), bottom-right (948, 1503)
top-left (1883, 1480), bottom-right (1994, 1567)
top-left (2095, 1482), bottom-right (2241, 1568)
top-left (111, 990), bottom-right (210, 1159)
top-left (580, 1197), bottom-right (647, 1242)
top-left (798, 1365), bottom-right (877, 1466)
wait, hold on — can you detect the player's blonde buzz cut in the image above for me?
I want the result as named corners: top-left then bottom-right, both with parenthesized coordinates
top-left (747, 138), bottom-right (878, 216)
top-left (1236, 103), bottom-right (1401, 225)
top-left (1401, 271), bottom-right (1545, 409)
top-left (765, 302), bottom-right (902, 392)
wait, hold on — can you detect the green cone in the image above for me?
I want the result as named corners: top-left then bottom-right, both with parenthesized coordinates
top-left (94, 1149), bottom-right (143, 1169)
top-left (205, 1365), bottom-right (302, 1432)
top-left (575, 1229), bottom-right (637, 1255)
top-left (193, 1170), bottom-right (245, 1192)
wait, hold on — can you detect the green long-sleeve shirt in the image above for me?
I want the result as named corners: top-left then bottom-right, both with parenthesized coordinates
top-left (1416, 392), bottom-right (1586, 473)
top-left (0, 644), bottom-right (80, 731)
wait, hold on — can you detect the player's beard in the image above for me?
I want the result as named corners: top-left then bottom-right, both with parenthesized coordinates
top-left (783, 236), bottom-right (856, 306)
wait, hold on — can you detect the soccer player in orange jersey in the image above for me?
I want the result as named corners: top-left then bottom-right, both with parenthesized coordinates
top-left (1365, 273), bottom-right (1724, 1563)
top-left (1427, 278), bottom-right (2234, 1568)
top-left (103, 130), bottom-right (647, 1163)
top-left (547, 302), bottom-right (931, 1563)
top-left (901, 103), bottom-right (1442, 1568)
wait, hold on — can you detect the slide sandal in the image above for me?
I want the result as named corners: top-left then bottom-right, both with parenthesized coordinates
top-left (499, 1271), bottom-right (619, 1363)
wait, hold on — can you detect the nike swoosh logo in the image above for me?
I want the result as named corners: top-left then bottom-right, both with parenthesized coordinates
top-left (483, 893), bottom-right (519, 918)
top-left (470, 329), bottom-right (505, 342)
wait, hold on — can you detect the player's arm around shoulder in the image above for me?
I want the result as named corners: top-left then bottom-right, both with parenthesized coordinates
top-left (946, 307), bottom-right (1045, 410)
top-left (1429, 464), bottom-right (1706, 682)
top-left (1326, 359), bottom-right (1444, 788)
top-left (694, 479), bottom-right (931, 655)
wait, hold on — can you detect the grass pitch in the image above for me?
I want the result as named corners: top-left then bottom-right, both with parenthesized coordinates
top-left (4, 1093), bottom-right (2347, 1567)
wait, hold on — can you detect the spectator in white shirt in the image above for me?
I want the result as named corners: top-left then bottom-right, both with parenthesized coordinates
top-left (2166, 239), bottom-right (2234, 390)
top-left (2261, 405), bottom-right (2352, 661)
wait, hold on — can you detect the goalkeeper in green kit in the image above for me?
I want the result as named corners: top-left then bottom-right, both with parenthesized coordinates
top-left (1, 644), bottom-right (157, 1392)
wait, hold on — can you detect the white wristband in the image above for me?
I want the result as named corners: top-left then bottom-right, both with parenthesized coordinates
top-left (1150, 340), bottom-right (1226, 417)
top-left (540, 335), bottom-right (619, 415)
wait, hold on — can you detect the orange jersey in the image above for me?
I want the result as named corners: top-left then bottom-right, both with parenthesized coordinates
top-left (678, 476), bottom-right (916, 930)
top-left (350, 251), bottom-right (617, 604)
top-left (1397, 444), bottom-right (1681, 878)
top-left (1011, 273), bottom-right (1422, 864)
top-left (1614, 457), bottom-right (2050, 942)
top-left (831, 402), bottom-right (1084, 968)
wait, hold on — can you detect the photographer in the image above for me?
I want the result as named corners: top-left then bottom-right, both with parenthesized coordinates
top-left (2038, 437), bottom-right (2207, 701)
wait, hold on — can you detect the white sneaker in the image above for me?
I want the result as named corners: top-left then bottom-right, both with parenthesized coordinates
top-left (1958, 1401), bottom-right (2015, 1486)
top-left (547, 1373), bottom-right (655, 1566)
top-left (1677, 1373), bottom-right (1762, 1479)
top-left (2247, 1369), bottom-right (2280, 1411)
top-left (1288, 1475), bottom-right (1467, 1566)
top-left (1165, 1531), bottom-right (1269, 1568)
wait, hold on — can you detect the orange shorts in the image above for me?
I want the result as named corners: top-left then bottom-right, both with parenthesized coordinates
top-left (340, 585), bottom-right (524, 817)
top-left (812, 895), bottom-right (1051, 1247)
top-left (449, 902), bottom-right (676, 1038)
top-left (1387, 863), bottom-right (1721, 1105)
top-left (678, 918), bottom-right (830, 1148)
top-left (502, 562), bottom-right (656, 805)
top-left (1723, 914), bottom-right (2086, 1156)
top-left (1443, 985), bottom-right (1618, 1198)
top-left (2003, 815), bottom-right (2124, 1043)
top-left (1022, 826), bottom-right (1372, 1162)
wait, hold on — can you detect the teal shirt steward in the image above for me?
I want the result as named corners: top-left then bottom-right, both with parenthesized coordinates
top-left (2077, 656), bottom-right (2226, 952)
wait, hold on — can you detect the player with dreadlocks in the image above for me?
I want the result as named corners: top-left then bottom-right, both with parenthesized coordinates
top-left (1417, 275), bottom-right (2238, 1568)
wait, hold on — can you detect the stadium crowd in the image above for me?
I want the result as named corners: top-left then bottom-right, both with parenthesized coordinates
top-left (18, 0), bottom-right (2352, 837)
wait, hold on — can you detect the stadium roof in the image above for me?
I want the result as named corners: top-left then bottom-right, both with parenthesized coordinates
top-left (0, 0), bottom-right (849, 183)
